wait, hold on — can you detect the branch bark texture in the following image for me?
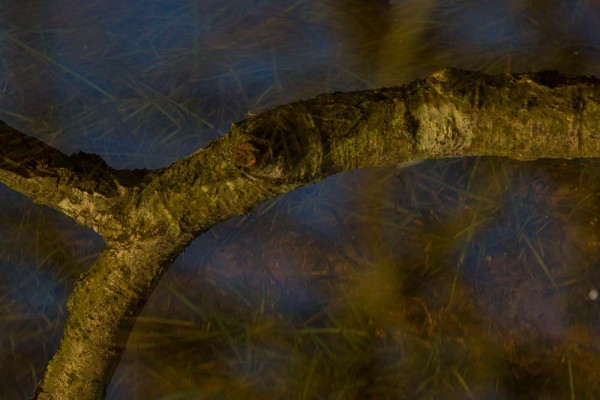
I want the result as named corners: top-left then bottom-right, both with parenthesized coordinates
top-left (0, 68), bottom-right (598, 398)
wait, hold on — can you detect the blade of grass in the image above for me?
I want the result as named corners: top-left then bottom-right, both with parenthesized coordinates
top-left (568, 356), bottom-right (576, 400)
top-left (453, 368), bottom-right (474, 399)
top-left (8, 35), bottom-right (116, 101)
top-left (521, 235), bottom-right (558, 288)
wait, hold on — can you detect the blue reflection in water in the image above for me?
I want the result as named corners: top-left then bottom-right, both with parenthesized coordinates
top-left (0, 0), bottom-right (341, 170)
top-left (463, 7), bottom-right (515, 43)
top-left (5, 264), bottom-right (65, 317)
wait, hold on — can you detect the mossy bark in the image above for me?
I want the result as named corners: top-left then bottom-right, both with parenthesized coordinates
top-left (1, 68), bottom-right (599, 398)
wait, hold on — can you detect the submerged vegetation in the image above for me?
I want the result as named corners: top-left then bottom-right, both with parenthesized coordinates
top-left (107, 157), bottom-right (600, 399)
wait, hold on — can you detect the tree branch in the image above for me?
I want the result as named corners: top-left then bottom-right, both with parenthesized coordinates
top-left (34, 235), bottom-right (191, 399)
top-left (0, 121), bottom-right (148, 238)
top-left (5, 68), bottom-right (599, 399)
top-left (129, 68), bottom-right (600, 239)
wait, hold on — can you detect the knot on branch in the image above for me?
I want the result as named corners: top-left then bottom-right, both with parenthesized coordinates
top-left (233, 105), bottom-right (323, 182)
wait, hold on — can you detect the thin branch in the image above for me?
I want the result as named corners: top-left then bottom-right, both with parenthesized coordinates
top-left (0, 120), bottom-right (149, 237)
